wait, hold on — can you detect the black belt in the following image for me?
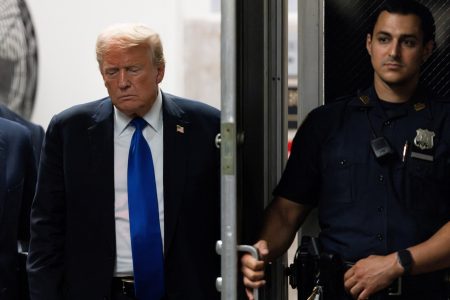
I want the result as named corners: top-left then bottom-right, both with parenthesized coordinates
top-left (111, 277), bottom-right (135, 299)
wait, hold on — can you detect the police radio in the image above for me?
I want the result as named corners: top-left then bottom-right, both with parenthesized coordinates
top-left (362, 106), bottom-right (395, 163)
top-left (358, 92), bottom-right (396, 164)
top-left (370, 136), bottom-right (395, 163)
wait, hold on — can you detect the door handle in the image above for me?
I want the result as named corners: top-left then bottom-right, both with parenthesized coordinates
top-left (216, 240), bottom-right (260, 300)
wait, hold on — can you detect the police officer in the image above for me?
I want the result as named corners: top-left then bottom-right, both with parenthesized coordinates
top-left (241, 1), bottom-right (450, 299)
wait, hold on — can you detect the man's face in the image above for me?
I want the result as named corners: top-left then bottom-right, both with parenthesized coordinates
top-left (366, 11), bottom-right (433, 88)
top-left (100, 44), bottom-right (164, 117)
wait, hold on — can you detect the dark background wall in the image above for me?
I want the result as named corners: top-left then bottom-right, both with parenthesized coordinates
top-left (324, 0), bottom-right (450, 102)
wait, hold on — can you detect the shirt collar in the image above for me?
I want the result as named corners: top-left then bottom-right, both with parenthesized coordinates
top-left (114, 88), bottom-right (163, 135)
top-left (349, 85), bottom-right (433, 120)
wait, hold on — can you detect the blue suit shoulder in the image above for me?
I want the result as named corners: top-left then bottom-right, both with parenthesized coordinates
top-left (0, 104), bottom-right (43, 133)
top-left (0, 117), bottom-right (31, 141)
top-left (0, 117), bottom-right (34, 166)
top-left (50, 98), bottom-right (111, 125)
top-left (163, 94), bottom-right (220, 147)
top-left (0, 104), bottom-right (44, 162)
top-left (165, 93), bottom-right (219, 116)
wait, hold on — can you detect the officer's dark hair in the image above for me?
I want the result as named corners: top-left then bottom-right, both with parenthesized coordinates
top-left (368, 0), bottom-right (436, 45)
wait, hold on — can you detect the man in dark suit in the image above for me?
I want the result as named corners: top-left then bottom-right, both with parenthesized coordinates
top-left (0, 118), bottom-right (36, 300)
top-left (0, 104), bottom-right (45, 165)
top-left (0, 103), bottom-right (43, 300)
top-left (27, 24), bottom-right (220, 300)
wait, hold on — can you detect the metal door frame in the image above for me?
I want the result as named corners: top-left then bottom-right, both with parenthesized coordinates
top-left (218, 0), bottom-right (289, 299)
top-left (297, 0), bottom-right (324, 239)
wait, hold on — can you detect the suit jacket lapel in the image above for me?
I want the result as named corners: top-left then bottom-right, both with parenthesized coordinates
top-left (87, 99), bottom-right (116, 253)
top-left (87, 95), bottom-right (190, 255)
top-left (87, 99), bottom-right (114, 170)
top-left (162, 93), bottom-right (189, 255)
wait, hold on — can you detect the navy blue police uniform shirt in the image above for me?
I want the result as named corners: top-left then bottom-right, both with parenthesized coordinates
top-left (274, 85), bottom-right (450, 262)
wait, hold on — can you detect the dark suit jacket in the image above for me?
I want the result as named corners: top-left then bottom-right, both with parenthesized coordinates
top-left (27, 93), bottom-right (221, 300)
top-left (0, 104), bottom-right (45, 165)
top-left (0, 118), bottom-right (36, 300)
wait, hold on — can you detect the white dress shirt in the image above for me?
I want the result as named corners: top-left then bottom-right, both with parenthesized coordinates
top-left (113, 91), bottom-right (164, 276)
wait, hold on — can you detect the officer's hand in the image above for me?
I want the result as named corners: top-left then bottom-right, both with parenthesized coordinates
top-left (343, 253), bottom-right (403, 300)
top-left (241, 240), bottom-right (269, 300)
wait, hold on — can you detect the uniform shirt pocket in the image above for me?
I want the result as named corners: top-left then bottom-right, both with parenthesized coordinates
top-left (405, 156), bottom-right (449, 213)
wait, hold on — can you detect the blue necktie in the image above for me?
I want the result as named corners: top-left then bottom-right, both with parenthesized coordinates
top-left (128, 117), bottom-right (165, 300)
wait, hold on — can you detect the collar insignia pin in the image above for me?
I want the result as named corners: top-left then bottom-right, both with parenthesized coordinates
top-left (359, 95), bottom-right (370, 105)
top-left (414, 128), bottom-right (435, 150)
top-left (414, 103), bottom-right (426, 111)
top-left (176, 124), bottom-right (184, 134)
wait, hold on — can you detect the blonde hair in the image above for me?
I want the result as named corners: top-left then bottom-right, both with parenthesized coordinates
top-left (96, 23), bottom-right (165, 67)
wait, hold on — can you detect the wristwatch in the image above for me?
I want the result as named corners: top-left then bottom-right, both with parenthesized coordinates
top-left (397, 249), bottom-right (413, 275)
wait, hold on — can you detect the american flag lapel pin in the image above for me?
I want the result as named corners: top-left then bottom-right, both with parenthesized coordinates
top-left (176, 124), bottom-right (184, 134)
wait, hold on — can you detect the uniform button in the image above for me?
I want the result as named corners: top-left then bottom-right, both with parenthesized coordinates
top-left (378, 206), bottom-right (384, 212)
top-left (378, 175), bottom-right (384, 182)
top-left (376, 234), bottom-right (384, 241)
top-left (339, 160), bottom-right (347, 167)
top-left (384, 120), bottom-right (391, 126)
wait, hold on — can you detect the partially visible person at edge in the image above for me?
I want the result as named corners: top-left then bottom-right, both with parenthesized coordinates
top-left (27, 23), bottom-right (220, 300)
top-left (0, 103), bottom-right (45, 166)
top-left (0, 117), bottom-right (37, 300)
top-left (241, 1), bottom-right (450, 299)
top-left (0, 102), bottom-right (44, 300)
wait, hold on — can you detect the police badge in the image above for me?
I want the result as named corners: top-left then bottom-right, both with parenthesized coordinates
top-left (413, 129), bottom-right (435, 150)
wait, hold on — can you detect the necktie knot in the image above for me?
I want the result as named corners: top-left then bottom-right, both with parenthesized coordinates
top-left (130, 117), bottom-right (147, 131)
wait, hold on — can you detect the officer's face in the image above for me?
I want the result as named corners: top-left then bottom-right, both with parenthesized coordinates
top-left (366, 11), bottom-right (433, 89)
top-left (100, 43), bottom-right (165, 118)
